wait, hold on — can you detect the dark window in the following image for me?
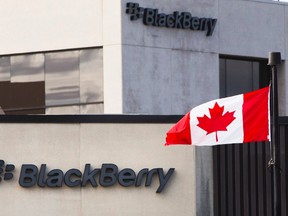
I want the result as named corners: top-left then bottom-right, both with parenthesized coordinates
top-left (220, 56), bottom-right (270, 97)
top-left (0, 81), bottom-right (45, 114)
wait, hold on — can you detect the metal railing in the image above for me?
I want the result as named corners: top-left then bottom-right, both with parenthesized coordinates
top-left (213, 117), bottom-right (288, 216)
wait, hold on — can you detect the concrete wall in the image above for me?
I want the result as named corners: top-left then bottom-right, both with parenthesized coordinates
top-left (0, 122), bottom-right (196, 216)
top-left (219, 0), bottom-right (288, 115)
top-left (120, 0), bottom-right (219, 115)
top-left (102, 0), bottom-right (288, 115)
top-left (219, 0), bottom-right (286, 58)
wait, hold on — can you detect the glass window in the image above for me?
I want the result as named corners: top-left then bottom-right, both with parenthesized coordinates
top-left (220, 56), bottom-right (270, 97)
top-left (0, 48), bottom-right (103, 115)
top-left (45, 50), bottom-right (80, 114)
top-left (0, 81), bottom-right (45, 114)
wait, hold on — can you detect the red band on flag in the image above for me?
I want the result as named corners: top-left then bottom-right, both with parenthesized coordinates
top-left (165, 112), bottom-right (191, 145)
top-left (243, 87), bottom-right (270, 142)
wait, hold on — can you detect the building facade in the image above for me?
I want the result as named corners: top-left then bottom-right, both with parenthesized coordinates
top-left (0, 116), bottom-right (195, 216)
top-left (0, 0), bottom-right (288, 215)
top-left (1, 0), bottom-right (288, 116)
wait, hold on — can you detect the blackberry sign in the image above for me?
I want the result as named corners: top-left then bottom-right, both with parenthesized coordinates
top-left (126, 2), bottom-right (217, 36)
top-left (0, 160), bottom-right (14, 182)
top-left (0, 160), bottom-right (175, 193)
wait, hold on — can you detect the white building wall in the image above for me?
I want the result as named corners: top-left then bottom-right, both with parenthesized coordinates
top-left (0, 123), bottom-right (196, 216)
top-left (103, 1), bottom-right (123, 114)
top-left (0, 0), bottom-right (103, 55)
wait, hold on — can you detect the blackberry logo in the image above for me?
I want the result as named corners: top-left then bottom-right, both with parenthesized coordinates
top-left (0, 160), bottom-right (15, 182)
top-left (125, 2), bottom-right (217, 36)
top-left (126, 2), bottom-right (144, 20)
top-left (0, 161), bottom-right (174, 193)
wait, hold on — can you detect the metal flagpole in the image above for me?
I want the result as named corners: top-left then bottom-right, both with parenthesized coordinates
top-left (268, 52), bottom-right (281, 216)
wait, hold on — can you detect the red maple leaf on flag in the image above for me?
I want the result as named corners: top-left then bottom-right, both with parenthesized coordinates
top-left (197, 102), bottom-right (236, 142)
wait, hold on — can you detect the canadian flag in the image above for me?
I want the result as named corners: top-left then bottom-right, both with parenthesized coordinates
top-left (165, 86), bottom-right (270, 146)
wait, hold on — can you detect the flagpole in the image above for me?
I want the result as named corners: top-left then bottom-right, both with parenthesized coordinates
top-left (268, 52), bottom-right (281, 216)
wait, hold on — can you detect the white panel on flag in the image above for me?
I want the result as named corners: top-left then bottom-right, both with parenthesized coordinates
top-left (190, 94), bottom-right (244, 146)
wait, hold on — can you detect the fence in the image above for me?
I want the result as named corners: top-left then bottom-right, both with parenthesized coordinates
top-left (213, 117), bottom-right (288, 216)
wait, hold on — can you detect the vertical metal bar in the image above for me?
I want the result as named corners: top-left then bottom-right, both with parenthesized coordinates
top-left (234, 144), bottom-right (242, 216)
top-left (220, 146), bottom-right (227, 216)
top-left (242, 144), bottom-right (249, 216)
top-left (213, 147), bottom-right (220, 216)
top-left (272, 64), bottom-right (281, 216)
top-left (268, 52), bottom-right (281, 216)
top-left (250, 143), bottom-right (257, 216)
top-left (257, 142), bottom-right (265, 216)
top-left (280, 126), bottom-right (286, 216)
top-left (227, 145), bottom-right (234, 216)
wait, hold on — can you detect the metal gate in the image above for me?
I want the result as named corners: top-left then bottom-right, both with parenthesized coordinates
top-left (213, 117), bottom-right (288, 216)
